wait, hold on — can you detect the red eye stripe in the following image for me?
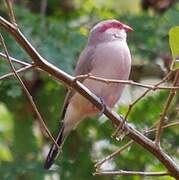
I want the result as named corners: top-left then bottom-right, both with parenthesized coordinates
top-left (99, 22), bottom-right (122, 33)
top-left (112, 22), bottom-right (122, 29)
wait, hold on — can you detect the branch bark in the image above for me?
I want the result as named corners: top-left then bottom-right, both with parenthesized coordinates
top-left (1, 16), bottom-right (179, 179)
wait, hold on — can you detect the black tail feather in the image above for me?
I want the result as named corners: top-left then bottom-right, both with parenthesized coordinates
top-left (44, 124), bottom-right (65, 169)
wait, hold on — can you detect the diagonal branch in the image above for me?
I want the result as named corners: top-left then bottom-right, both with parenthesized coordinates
top-left (95, 120), bottom-right (179, 170)
top-left (1, 16), bottom-right (179, 178)
top-left (0, 33), bottom-right (59, 150)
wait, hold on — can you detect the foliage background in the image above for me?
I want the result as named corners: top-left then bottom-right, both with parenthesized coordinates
top-left (0, 0), bottom-right (179, 179)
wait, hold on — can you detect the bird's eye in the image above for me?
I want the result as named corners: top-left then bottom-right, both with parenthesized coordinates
top-left (113, 34), bottom-right (121, 39)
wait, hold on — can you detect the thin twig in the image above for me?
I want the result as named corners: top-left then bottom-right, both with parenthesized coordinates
top-left (155, 70), bottom-right (179, 145)
top-left (0, 64), bottom-right (35, 80)
top-left (95, 120), bottom-right (179, 170)
top-left (75, 72), bottom-right (178, 90)
top-left (94, 170), bottom-right (169, 177)
top-left (0, 34), bottom-right (59, 149)
top-left (112, 71), bottom-right (172, 138)
top-left (5, 0), bottom-right (16, 26)
top-left (40, 0), bottom-right (47, 18)
top-left (145, 121), bottom-right (179, 134)
top-left (0, 52), bottom-right (31, 66)
top-left (124, 71), bottom-right (172, 119)
top-left (95, 140), bottom-right (133, 169)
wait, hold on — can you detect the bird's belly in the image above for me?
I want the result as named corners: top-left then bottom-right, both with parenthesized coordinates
top-left (70, 78), bottom-right (126, 117)
top-left (100, 83), bottom-right (124, 107)
top-left (79, 77), bottom-right (125, 111)
top-left (82, 66), bottom-right (129, 108)
top-left (70, 92), bottom-right (100, 116)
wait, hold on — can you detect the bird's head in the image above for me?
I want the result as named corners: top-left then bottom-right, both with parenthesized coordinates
top-left (88, 19), bottom-right (133, 45)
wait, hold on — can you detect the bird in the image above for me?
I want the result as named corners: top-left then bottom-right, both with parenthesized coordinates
top-left (44, 19), bottom-right (133, 169)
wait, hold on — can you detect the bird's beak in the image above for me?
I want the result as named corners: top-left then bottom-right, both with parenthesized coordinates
top-left (123, 24), bottom-right (133, 32)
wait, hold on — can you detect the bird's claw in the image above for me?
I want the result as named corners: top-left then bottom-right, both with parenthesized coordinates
top-left (98, 97), bottom-right (106, 116)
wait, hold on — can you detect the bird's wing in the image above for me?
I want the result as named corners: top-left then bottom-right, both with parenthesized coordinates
top-left (74, 46), bottom-right (95, 76)
top-left (44, 47), bottom-right (95, 169)
top-left (60, 46), bottom-right (95, 120)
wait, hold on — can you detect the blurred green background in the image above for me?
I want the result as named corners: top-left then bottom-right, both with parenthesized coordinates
top-left (0, 0), bottom-right (179, 179)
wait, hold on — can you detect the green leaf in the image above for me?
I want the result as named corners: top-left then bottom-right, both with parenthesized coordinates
top-left (169, 26), bottom-right (179, 70)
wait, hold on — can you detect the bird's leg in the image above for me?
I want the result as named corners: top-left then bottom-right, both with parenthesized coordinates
top-left (97, 97), bottom-right (128, 140)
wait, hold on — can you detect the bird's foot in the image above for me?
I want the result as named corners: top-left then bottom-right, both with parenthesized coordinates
top-left (112, 115), bottom-right (129, 141)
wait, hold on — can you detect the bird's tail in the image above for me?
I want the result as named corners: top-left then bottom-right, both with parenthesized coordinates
top-left (44, 123), bottom-right (65, 169)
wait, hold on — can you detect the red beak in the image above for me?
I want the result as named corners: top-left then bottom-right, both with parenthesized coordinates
top-left (123, 24), bottom-right (133, 32)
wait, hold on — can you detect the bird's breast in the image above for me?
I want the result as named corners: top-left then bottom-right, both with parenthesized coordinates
top-left (83, 41), bottom-right (131, 108)
top-left (92, 41), bottom-right (131, 77)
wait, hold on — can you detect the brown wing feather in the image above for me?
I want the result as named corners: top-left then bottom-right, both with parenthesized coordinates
top-left (60, 46), bottom-right (95, 120)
